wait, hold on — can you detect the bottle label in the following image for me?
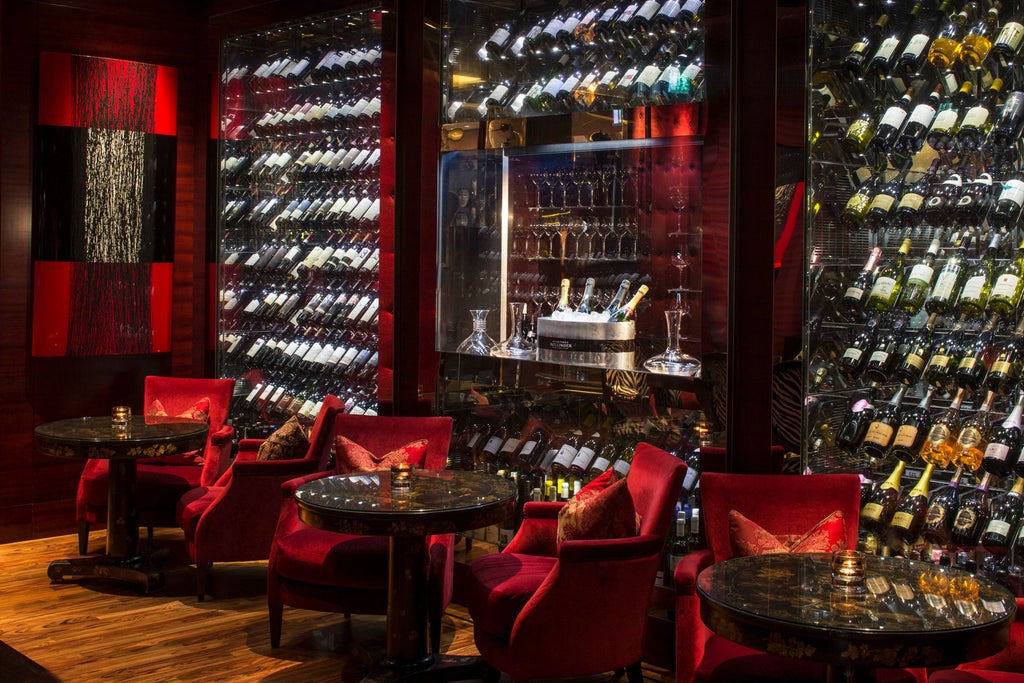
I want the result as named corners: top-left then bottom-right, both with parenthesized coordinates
top-left (518, 440), bottom-right (538, 458)
top-left (962, 105), bottom-right (989, 129)
top-left (868, 350), bottom-right (891, 367)
top-left (925, 502), bottom-right (947, 526)
top-left (931, 270), bottom-right (959, 299)
top-left (928, 353), bottom-right (950, 370)
top-left (958, 426), bottom-right (983, 448)
top-left (637, 64), bottom-right (661, 88)
top-left (861, 502), bottom-right (884, 522)
top-left (902, 34), bottom-right (930, 60)
top-left (991, 360), bottom-right (1015, 375)
top-left (958, 356), bottom-right (978, 371)
top-left (844, 285), bottom-right (865, 301)
top-left (499, 438), bottom-right (520, 457)
top-left (1000, 179), bottom-right (1024, 206)
top-left (868, 193), bottom-right (896, 213)
top-left (842, 346), bottom-right (864, 363)
top-left (864, 421), bottom-right (894, 446)
top-left (879, 106), bottom-right (909, 130)
top-left (908, 263), bottom-right (934, 285)
top-left (897, 191), bottom-right (924, 211)
top-left (984, 442), bottom-right (1011, 463)
top-left (892, 425), bottom-right (919, 449)
top-left (845, 118), bottom-right (872, 142)
top-left (874, 37), bottom-right (900, 64)
top-left (952, 507), bottom-right (977, 532)
top-left (553, 443), bottom-right (578, 469)
top-left (486, 27), bottom-right (510, 49)
top-left (907, 102), bottom-right (937, 128)
top-left (986, 519), bottom-right (1012, 537)
top-left (870, 276), bottom-right (897, 299)
top-left (571, 446), bottom-right (596, 470)
top-left (891, 511), bottom-right (914, 529)
top-left (926, 424), bottom-right (951, 444)
top-left (996, 22), bottom-right (1024, 52)
top-left (904, 352), bottom-right (926, 371)
top-left (590, 456), bottom-right (611, 472)
top-left (961, 275), bottom-right (986, 300)
top-left (993, 273), bottom-right (1021, 299)
top-left (931, 109), bottom-right (958, 133)
top-left (613, 458), bottom-right (632, 476)
top-left (542, 76), bottom-right (565, 98)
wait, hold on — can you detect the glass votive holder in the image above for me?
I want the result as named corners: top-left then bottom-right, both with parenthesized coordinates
top-left (111, 406), bottom-right (131, 437)
top-left (831, 549), bottom-right (867, 593)
top-left (391, 462), bottom-right (414, 490)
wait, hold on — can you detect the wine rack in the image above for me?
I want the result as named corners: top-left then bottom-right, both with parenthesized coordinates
top-left (215, 9), bottom-right (384, 437)
top-left (806, 0), bottom-right (1024, 573)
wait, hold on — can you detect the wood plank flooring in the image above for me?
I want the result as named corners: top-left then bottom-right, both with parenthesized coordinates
top-left (0, 529), bottom-right (675, 683)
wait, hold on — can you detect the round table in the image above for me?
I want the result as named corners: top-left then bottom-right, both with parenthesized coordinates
top-left (295, 468), bottom-right (516, 680)
top-left (697, 553), bottom-right (1017, 683)
top-left (36, 415), bottom-right (208, 590)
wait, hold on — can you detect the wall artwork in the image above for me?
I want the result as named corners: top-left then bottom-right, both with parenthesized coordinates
top-left (32, 52), bottom-right (177, 357)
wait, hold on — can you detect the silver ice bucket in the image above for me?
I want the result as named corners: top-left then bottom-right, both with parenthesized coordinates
top-left (536, 318), bottom-right (636, 369)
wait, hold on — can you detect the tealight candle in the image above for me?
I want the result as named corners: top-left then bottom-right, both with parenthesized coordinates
top-left (831, 549), bottom-right (866, 592)
top-left (391, 462), bottom-right (413, 490)
top-left (111, 406), bottom-right (131, 437)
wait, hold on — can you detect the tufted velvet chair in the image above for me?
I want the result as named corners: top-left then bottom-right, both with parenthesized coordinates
top-left (76, 376), bottom-right (236, 555)
top-left (175, 394), bottom-right (344, 600)
top-left (267, 414), bottom-right (454, 652)
top-left (674, 472), bottom-right (925, 683)
top-left (463, 442), bottom-right (687, 683)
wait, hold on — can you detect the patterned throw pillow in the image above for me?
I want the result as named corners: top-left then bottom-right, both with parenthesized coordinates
top-left (257, 416), bottom-right (309, 461)
top-left (728, 509), bottom-right (847, 557)
top-left (556, 477), bottom-right (639, 545)
top-left (146, 397), bottom-right (212, 465)
top-left (334, 435), bottom-right (429, 473)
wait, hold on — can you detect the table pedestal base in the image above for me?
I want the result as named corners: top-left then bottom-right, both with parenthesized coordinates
top-left (47, 554), bottom-right (164, 592)
top-left (353, 648), bottom-right (492, 683)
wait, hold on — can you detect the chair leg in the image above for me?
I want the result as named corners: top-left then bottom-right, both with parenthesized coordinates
top-left (78, 521), bottom-right (89, 555)
top-left (269, 603), bottom-right (283, 648)
top-left (196, 562), bottom-right (211, 602)
top-left (429, 608), bottom-right (442, 654)
top-left (624, 661), bottom-right (643, 683)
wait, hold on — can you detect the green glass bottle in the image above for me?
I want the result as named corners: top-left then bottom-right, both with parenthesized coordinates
top-left (925, 233), bottom-right (969, 316)
top-left (895, 237), bottom-right (941, 315)
top-left (958, 233), bottom-right (1001, 320)
top-left (987, 235), bottom-right (1024, 321)
top-left (864, 238), bottom-right (912, 314)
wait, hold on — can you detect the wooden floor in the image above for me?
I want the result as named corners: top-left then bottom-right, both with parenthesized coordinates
top-left (0, 529), bottom-right (675, 683)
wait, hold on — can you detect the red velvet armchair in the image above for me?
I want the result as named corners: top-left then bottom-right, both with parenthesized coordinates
top-left (175, 395), bottom-right (344, 600)
top-left (76, 376), bottom-right (236, 555)
top-left (266, 414), bottom-right (454, 652)
top-left (463, 442), bottom-right (687, 683)
top-left (673, 472), bottom-right (924, 683)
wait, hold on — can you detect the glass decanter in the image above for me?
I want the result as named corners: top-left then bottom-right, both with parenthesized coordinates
top-left (456, 309), bottom-right (496, 356)
top-left (644, 308), bottom-right (700, 376)
top-left (496, 301), bottom-right (536, 358)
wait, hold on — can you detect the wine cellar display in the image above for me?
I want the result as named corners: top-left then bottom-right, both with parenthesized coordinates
top-left (807, 0), bottom-right (1024, 579)
top-left (214, 9), bottom-right (384, 437)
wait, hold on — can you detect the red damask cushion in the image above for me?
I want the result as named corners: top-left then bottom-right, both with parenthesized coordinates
top-left (147, 397), bottom-right (211, 465)
top-left (574, 468), bottom-right (620, 500)
top-left (334, 436), bottom-right (429, 473)
top-left (257, 416), bottom-right (309, 461)
top-left (556, 476), bottom-right (638, 544)
top-left (729, 509), bottom-right (847, 557)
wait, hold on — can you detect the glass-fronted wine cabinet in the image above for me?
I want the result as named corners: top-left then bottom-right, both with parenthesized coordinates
top-left (806, 0), bottom-right (1024, 574)
top-left (213, 8), bottom-right (386, 437)
top-left (436, 0), bottom-right (727, 492)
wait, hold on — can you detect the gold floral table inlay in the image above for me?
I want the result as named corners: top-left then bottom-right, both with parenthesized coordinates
top-left (697, 553), bottom-right (1016, 682)
top-left (295, 469), bottom-right (516, 682)
top-left (35, 415), bottom-right (208, 591)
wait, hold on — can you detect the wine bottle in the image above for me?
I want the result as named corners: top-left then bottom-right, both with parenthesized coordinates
top-left (841, 106), bottom-right (880, 157)
top-left (843, 14), bottom-right (890, 75)
top-left (919, 386), bottom-right (968, 468)
top-left (954, 169), bottom-right (995, 227)
top-left (992, 9), bottom-right (1024, 66)
top-left (872, 87), bottom-right (917, 154)
top-left (867, 3), bottom-right (921, 78)
top-left (960, 4), bottom-right (1000, 68)
top-left (860, 460), bottom-right (906, 533)
top-left (925, 233), bottom-right (969, 316)
top-left (896, 158), bottom-right (941, 228)
top-left (894, 312), bottom-right (939, 386)
top-left (863, 317), bottom-right (908, 383)
top-left (982, 391), bottom-right (1024, 476)
top-left (988, 91), bottom-right (1024, 152)
top-left (896, 1), bottom-right (949, 75)
top-left (897, 84), bottom-right (942, 155)
top-left (576, 277), bottom-right (598, 314)
top-left (955, 78), bottom-right (1004, 153)
top-left (985, 317), bottom-right (1024, 395)
top-left (841, 171), bottom-right (880, 229)
top-left (987, 235), bottom-right (1024, 320)
top-left (887, 386), bottom-right (935, 463)
top-left (864, 238), bottom-right (911, 314)
top-left (551, 428), bottom-right (583, 475)
top-left (834, 385), bottom-right (879, 453)
top-left (950, 471), bottom-right (993, 547)
top-left (981, 475), bottom-right (1024, 552)
top-left (895, 237), bottom-right (941, 315)
top-left (989, 169), bottom-right (1024, 231)
top-left (958, 233), bottom-right (1001, 320)
top-left (569, 429), bottom-right (603, 477)
top-left (608, 284), bottom-right (649, 322)
top-left (838, 317), bottom-right (881, 379)
top-left (921, 467), bottom-right (965, 544)
top-left (927, 81), bottom-right (974, 153)
top-left (954, 315), bottom-right (998, 390)
top-left (890, 462), bottom-right (936, 544)
top-left (842, 247), bottom-right (884, 314)
top-left (858, 385), bottom-right (909, 463)
top-left (928, 6), bottom-right (971, 69)
top-left (864, 165), bottom-right (910, 231)
top-left (952, 390), bottom-right (997, 473)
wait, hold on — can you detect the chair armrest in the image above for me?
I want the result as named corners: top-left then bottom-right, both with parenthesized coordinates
top-left (209, 424), bottom-right (234, 446)
top-left (557, 534), bottom-right (663, 563)
top-left (232, 458), bottom-right (318, 478)
top-left (504, 502), bottom-right (566, 556)
top-left (202, 425), bottom-right (236, 486)
top-left (522, 501), bottom-right (565, 519)
top-left (280, 470), bottom-right (333, 497)
top-left (673, 548), bottom-right (714, 595)
top-left (236, 438), bottom-right (266, 454)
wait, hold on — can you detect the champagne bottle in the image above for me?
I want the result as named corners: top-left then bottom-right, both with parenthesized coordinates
top-left (950, 471), bottom-right (993, 547)
top-left (987, 235), bottom-right (1024, 320)
top-left (981, 475), bottom-right (1024, 551)
top-left (895, 237), bottom-right (941, 315)
top-left (985, 317), bottom-right (1024, 395)
top-left (608, 284), bottom-right (649, 322)
top-left (858, 385), bottom-right (909, 463)
top-left (842, 247), bottom-right (884, 314)
top-left (864, 238), bottom-right (912, 314)
top-left (576, 277), bottom-right (598, 314)
top-left (894, 313), bottom-right (939, 386)
top-left (605, 279), bottom-right (632, 316)
top-left (554, 278), bottom-right (572, 315)
top-left (861, 460), bottom-right (906, 532)
top-left (982, 391), bottom-right (1024, 476)
top-left (834, 385), bottom-right (878, 453)
top-left (958, 233), bottom-right (1001, 320)
top-left (952, 390), bottom-right (997, 472)
top-left (919, 387), bottom-right (968, 468)
top-left (890, 462), bottom-right (936, 544)
top-left (921, 467), bottom-right (965, 544)
top-left (926, 234), bottom-right (969, 315)
top-left (888, 386), bottom-right (935, 463)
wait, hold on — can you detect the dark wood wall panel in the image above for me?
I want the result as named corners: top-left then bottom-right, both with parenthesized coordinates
top-left (0, 0), bottom-right (206, 541)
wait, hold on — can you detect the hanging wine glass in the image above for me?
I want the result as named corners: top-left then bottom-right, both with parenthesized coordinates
top-left (456, 309), bottom-right (496, 356)
top-left (669, 247), bottom-right (690, 292)
top-left (669, 186), bottom-right (689, 236)
top-left (644, 306), bottom-right (700, 377)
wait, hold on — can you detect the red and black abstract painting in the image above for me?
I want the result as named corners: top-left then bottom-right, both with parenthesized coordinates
top-left (32, 52), bottom-right (177, 357)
